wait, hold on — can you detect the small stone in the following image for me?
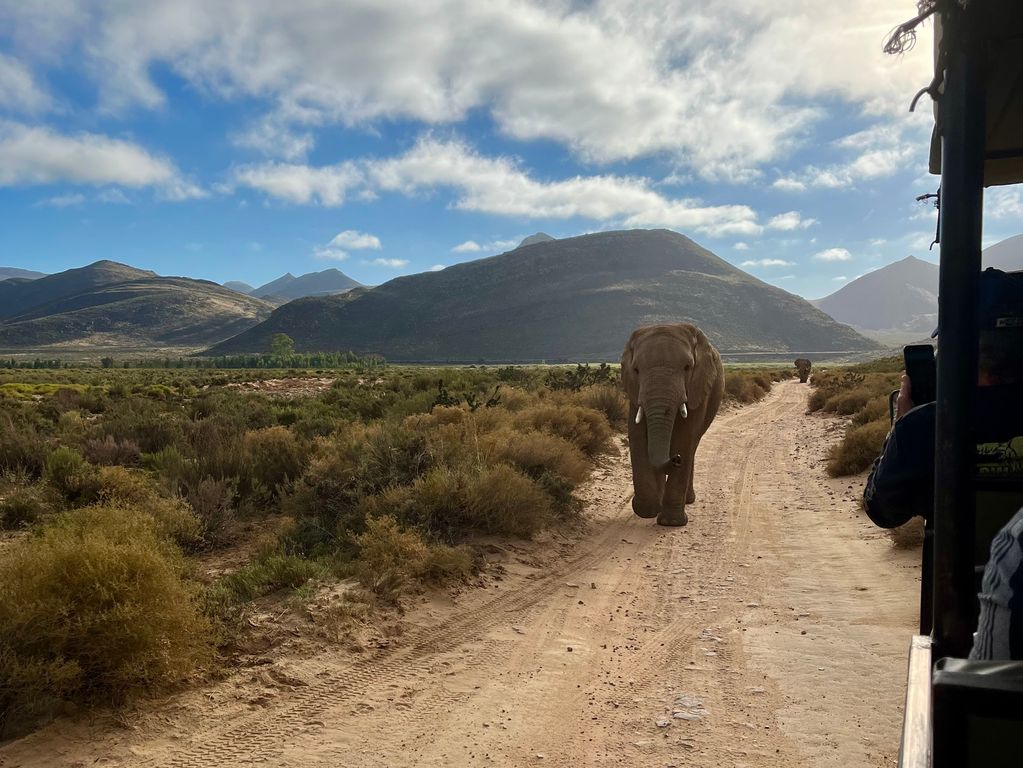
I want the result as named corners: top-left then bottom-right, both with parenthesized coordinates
top-left (656, 718), bottom-right (671, 728)
top-left (567, 646), bottom-right (574, 652)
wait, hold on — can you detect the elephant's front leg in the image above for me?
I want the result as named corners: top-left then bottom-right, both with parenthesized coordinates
top-left (627, 408), bottom-right (663, 518)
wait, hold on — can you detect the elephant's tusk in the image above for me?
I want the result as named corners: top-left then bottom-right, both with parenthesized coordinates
top-left (680, 403), bottom-right (688, 419)
top-left (635, 406), bottom-right (644, 425)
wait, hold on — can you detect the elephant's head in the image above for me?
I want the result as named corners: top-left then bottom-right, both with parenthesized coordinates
top-left (621, 324), bottom-right (717, 473)
top-left (794, 358), bottom-right (812, 383)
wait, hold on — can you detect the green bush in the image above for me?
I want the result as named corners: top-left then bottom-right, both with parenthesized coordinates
top-left (0, 485), bottom-right (55, 529)
top-left (571, 384), bottom-right (627, 428)
top-left (826, 419), bottom-right (890, 477)
top-left (464, 464), bottom-right (552, 538)
top-left (184, 476), bottom-right (237, 546)
top-left (515, 405), bottom-right (611, 456)
top-left (217, 551), bottom-right (327, 602)
top-left (82, 434), bottom-right (141, 466)
top-left (89, 466), bottom-right (203, 549)
top-left (483, 428), bottom-right (590, 486)
top-left (354, 516), bottom-right (471, 602)
top-left (0, 417), bottom-right (48, 477)
top-left (42, 446), bottom-right (95, 503)
top-left (0, 505), bottom-right (212, 735)
top-left (243, 426), bottom-right (309, 497)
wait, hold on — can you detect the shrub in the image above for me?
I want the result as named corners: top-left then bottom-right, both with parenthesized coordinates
top-left (42, 446), bottom-right (95, 503)
top-left (217, 551), bottom-right (327, 602)
top-left (354, 515), bottom-right (429, 599)
top-left (184, 477), bottom-right (237, 546)
top-left (243, 426), bottom-right (309, 497)
top-left (0, 418), bottom-right (48, 477)
top-left (723, 372), bottom-right (770, 404)
top-left (886, 517), bottom-right (926, 549)
top-left (89, 466), bottom-right (203, 550)
top-left (0, 485), bottom-right (55, 529)
top-left (515, 405), bottom-right (611, 456)
top-left (361, 423), bottom-right (433, 490)
top-left (0, 505), bottom-right (211, 735)
top-left (572, 384), bottom-right (627, 428)
top-left (851, 396), bottom-right (890, 427)
top-left (464, 465), bottom-right (552, 538)
top-left (82, 435), bottom-right (141, 467)
top-left (143, 445), bottom-right (192, 495)
top-left (483, 429), bottom-right (590, 486)
top-left (354, 516), bottom-right (471, 601)
top-left (826, 419), bottom-right (890, 477)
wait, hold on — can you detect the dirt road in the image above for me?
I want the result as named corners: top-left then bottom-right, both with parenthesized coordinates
top-left (0, 380), bottom-right (920, 767)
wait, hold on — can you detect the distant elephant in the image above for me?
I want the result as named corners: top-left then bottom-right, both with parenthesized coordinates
top-left (794, 358), bottom-right (812, 383)
top-left (621, 324), bottom-right (724, 526)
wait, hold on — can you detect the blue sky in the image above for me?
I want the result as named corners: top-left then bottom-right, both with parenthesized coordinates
top-left (0, 1), bottom-right (1020, 299)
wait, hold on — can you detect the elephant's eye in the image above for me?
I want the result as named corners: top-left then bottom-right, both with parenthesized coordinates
top-left (633, 367), bottom-right (639, 374)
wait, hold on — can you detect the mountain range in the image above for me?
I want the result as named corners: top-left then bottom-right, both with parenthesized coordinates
top-left (0, 261), bottom-right (273, 351)
top-left (0, 267), bottom-right (46, 281)
top-left (224, 269), bottom-right (363, 302)
top-left (812, 237), bottom-right (1023, 341)
top-left (208, 229), bottom-right (877, 361)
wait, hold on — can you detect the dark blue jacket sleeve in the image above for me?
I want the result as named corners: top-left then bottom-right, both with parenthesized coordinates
top-left (863, 404), bottom-right (935, 528)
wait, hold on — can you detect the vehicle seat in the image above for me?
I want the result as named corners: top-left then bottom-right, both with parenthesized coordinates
top-left (932, 657), bottom-right (1023, 767)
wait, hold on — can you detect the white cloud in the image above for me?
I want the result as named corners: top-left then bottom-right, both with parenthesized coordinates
top-left (430, 264), bottom-right (446, 271)
top-left (231, 116), bottom-right (315, 161)
top-left (37, 193), bottom-right (86, 208)
top-left (733, 242), bottom-right (749, 251)
top-left (242, 137), bottom-right (765, 237)
top-left (0, 53), bottom-right (50, 112)
top-left (0, 1), bottom-right (932, 180)
top-left (741, 258), bottom-right (795, 268)
top-left (313, 247), bottom-right (349, 261)
top-left (0, 120), bottom-right (203, 199)
top-left (832, 275), bottom-right (848, 281)
top-left (869, 238), bottom-right (887, 246)
top-left (814, 247), bottom-right (852, 262)
top-left (328, 229), bottom-right (380, 250)
top-left (987, 187), bottom-right (1023, 220)
top-left (232, 161), bottom-right (361, 206)
top-left (775, 120), bottom-right (926, 191)
top-left (767, 211), bottom-right (816, 231)
top-left (371, 258), bottom-right (409, 268)
top-left (772, 178), bottom-right (807, 193)
top-left (452, 236), bottom-right (518, 254)
top-left (96, 188), bottom-right (131, 204)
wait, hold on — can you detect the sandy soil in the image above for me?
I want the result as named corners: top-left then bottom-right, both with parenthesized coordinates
top-left (0, 380), bottom-right (920, 768)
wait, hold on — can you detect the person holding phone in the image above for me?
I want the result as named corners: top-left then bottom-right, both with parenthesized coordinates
top-left (863, 268), bottom-right (1023, 529)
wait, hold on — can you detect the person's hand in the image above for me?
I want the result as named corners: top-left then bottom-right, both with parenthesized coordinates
top-left (896, 373), bottom-right (915, 420)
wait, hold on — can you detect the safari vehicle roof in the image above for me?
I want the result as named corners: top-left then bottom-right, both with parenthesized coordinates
top-left (922, 1), bottom-right (1023, 186)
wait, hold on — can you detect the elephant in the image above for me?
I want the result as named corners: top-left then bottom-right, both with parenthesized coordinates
top-left (621, 323), bottom-right (724, 527)
top-left (794, 358), bottom-right (812, 383)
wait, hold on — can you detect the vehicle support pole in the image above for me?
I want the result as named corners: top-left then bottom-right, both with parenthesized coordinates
top-left (932, 5), bottom-right (986, 661)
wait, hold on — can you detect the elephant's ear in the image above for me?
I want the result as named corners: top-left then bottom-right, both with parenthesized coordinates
top-left (620, 338), bottom-right (636, 398)
top-left (688, 326), bottom-right (719, 408)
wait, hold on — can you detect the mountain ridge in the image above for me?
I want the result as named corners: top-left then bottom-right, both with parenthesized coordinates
top-left (0, 261), bottom-right (273, 350)
top-left (208, 229), bottom-right (877, 361)
top-left (252, 269), bottom-right (362, 300)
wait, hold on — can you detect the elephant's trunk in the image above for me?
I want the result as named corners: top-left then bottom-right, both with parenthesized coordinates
top-left (643, 404), bottom-right (681, 474)
top-left (655, 454), bottom-right (683, 474)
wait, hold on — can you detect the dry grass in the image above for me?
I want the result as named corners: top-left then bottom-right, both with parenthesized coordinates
top-left (885, 517), bottom-right (926, 549)
top-left (0, 504), bottom-right (212, 736)
top-left (826, 420), bottom-right (890, 477)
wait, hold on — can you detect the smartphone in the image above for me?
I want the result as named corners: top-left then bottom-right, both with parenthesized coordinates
top-left (903, 344), bottom-right (936, 406)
